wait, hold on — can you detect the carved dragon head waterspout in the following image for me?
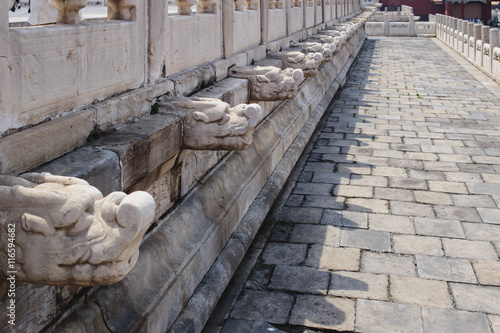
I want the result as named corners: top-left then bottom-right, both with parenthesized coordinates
top-left (0, 173), bottom-right (155, 286)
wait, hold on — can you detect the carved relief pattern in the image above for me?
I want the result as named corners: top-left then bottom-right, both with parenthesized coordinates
top-left (229, 66), bottom-right (304, 101)
top-left (158, 97), bottom-right (262, 150)
top-left (0, 173), bottom-right (156, 286)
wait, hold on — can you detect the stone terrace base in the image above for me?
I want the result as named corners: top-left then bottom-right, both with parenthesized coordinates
top-left (209, 37), bottom-right (500, 333)
top-left (49, 27), bottom-right (368, 333)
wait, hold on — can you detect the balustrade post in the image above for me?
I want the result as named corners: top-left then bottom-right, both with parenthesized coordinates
top-left (107, 0), bottom-right (135, 20)
top-left (482, 26), bottom-right (490, 44)
top-left (491, 28), bottom-right (500, 49)
top-left (474, 23), bottom-right (482, 41)
top-left (245, 0), bottom-right (258, 9)
top-left (0, 0), bottom-right (11, 134)
top-left (234, 0), bottom-right (244, 10)
top-left (174, 0), bottom-right (195, 14)
top-left (49, 0), bottom-right (87, 24)
top-left (197, 0), bottom-right (216, 13)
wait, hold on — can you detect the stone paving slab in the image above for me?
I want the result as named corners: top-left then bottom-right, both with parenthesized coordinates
top-left (209, 37), bottom-right (500, 333)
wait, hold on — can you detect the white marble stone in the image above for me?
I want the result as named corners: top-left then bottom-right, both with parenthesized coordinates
top-left (0, 173), bottom-right (155, 286)
top-left (229, 65), bottom-right (304, 101)
top-left (267, 50), bottom-right (323, 77)
top-left (158, 96), bottom-right (262, 150)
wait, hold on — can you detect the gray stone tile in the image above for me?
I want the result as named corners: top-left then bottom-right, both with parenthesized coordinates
top-left (269, 265), bottom-right (329, 295)
top-left (289, 295), bottom-right (355, 331)
top-left (393, 235), bottom-right (443, 256)
top-left (245, 266), bottom-right (273, 291)
top-left (374, 188), bottom-right (414, 202)
top-left (249, 321), bottom-right (287, 333)
top-left (422, 307), bottom-right (491, 333)
top-left (467, 182), bottom-right (500, 197)
top-left (414, 190), bottom-right (453, 205)
top-left (329, 271), bottom-right (388, 300)
top-left (345, 198), bottom-right (390, 214)
top-left (279, 207), bottom-right (323, 224)
top-left (261, 243), bottom-right (307, 266)
top-left (408, 169), bottom-right (445, 180)
top-left (415, 255), bottom-right (477, 283)
top-left (389, 177), bottom-right (428, 190)
top-left (230, 290), bottom-right (294, 324)
top-left (356, 299), bottom-right (423, 333)
top-left (462, 222), bottom-right (500, 242)
top-left (414, 217), bottom-right (465, 238)
top-left (428, 181), bottom-right (468, 193)
top-left (285, 194), bottom-right (304, 207)
top-left (220, 319), bottom-right (253, 333)
top-left (473, 260), bottom-right (500, 286)
top-left (350, 175), bottom-right (388, 187)
top-left (433, 206), bottom-right (482, 222)
top-left (289, 224), bottom-right (340, 246)
top-left (451, 283), bottom-right (500, 314)
top-left (340, 229), bottom-right (391, 251)
top-left (293, 182), bottom-right (333, 195)
top-left (306, 245), bottom-right (361, 271)
top-left (445, 172), bottom-right (484, 183)
top-left (390, 275), bottom-right (453, 309)
top-left (311, 172), bottom-right (350, 184)
top-left (442, 238), bottom-right (498, 260)
top-left (452, 194), bottom-right (497, 208)
top-left (368, 214), bottom-right (415, 234)
top-left (372, 166), bottom-right (408, 178)
top-left (489, 315), bottom-right (500, 333)
top-left (304, 162), bottom-right (336, 172)
top-left (269, 223), bottom-right (292, 242)
top-left (391, 201), bottom-right (435, 217)
top-left (333, 184), bottom-right (373, 198)
top-left (477, 208), bottom-right (500, 224)
top-left (361, 252), bottom-right (416, 276)
top-left (302, 195), bottom-right (345, 209)
top-left (321, 210), bottom-right (368, 228)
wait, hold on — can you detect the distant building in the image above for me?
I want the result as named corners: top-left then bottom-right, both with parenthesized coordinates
top-left (381, 0), bottom-right (494, 22)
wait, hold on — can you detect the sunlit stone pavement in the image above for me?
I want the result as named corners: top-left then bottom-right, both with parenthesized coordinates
top-left (205, 37), bottom-right (500, 333)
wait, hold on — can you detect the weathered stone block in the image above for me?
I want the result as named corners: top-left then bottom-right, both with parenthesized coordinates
top-left (193, 78), bottom-right (249, 107)
top-left (171, 64), bottom-right (217, 96)
top-left (33, 147), bottom-right (121, 196)
top-left (89, 114), bottom-right (182, 190)
top-left (94, 80), bottom-right (175, 133)
top-left (0, 110), bottom-right (94, 175)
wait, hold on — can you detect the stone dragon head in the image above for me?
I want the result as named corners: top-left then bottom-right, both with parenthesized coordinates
top-left (229, 65), bottom-right (304, 101)
top-left (157, 96), bottom-right (262, 150)
top-left (0, 173), bottom-right (156, 286)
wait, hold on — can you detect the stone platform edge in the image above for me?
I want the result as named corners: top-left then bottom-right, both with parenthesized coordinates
top-left (50, 29), bottom-right (367, 333)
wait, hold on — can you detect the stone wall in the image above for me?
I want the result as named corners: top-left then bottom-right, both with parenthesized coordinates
top-left (0, 0), bottom-right (372, 331)
top-left (436, 14), bottom-right (500, 84)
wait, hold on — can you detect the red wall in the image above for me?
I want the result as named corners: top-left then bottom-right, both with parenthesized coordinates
top-left (381, 0), bottom-right (445, 16)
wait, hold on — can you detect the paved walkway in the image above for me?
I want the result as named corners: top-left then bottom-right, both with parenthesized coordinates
top-left (206, 37), bottom-right (500, 333)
